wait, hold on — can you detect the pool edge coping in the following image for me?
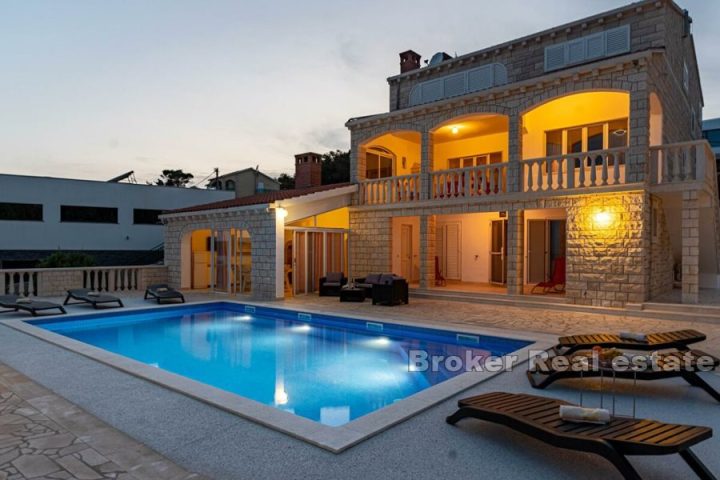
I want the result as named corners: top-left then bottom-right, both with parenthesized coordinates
top-left (2, 300), bottom-right (554, 453)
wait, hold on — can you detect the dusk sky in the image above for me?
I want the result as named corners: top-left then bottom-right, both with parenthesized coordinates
top-left (1, 1), bottom-right (719, 185)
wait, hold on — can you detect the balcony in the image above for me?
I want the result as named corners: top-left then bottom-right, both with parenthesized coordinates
top-left (356, 140), bottom-right (715, 206)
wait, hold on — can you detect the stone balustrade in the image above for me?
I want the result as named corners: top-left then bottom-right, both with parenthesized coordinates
top-left (0, 265), bottom-right (168, 297)
top-left (649, 140), bottom-right (716, 186)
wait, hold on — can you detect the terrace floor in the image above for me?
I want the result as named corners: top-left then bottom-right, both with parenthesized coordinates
top-left (0, 292), bottom-right (719, 479)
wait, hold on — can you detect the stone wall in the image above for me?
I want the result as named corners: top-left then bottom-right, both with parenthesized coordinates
top-left (348, 210), bottom-right (393, 278)
top-left (163, 207), bottom-right (280, 301)
top-left (649, 195), bottom-right (674, 299)
top-left (387, 0), bottom-right (672, 111)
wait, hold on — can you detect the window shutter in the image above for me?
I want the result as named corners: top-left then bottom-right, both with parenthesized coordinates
top-left (422, 79), bottom-right (444, 103)
top-left (567, 39), bottom-right (585, 64)
top-left (585, 33), bottom-right (605, 59)
top-left (544, 44), bottom-right (566, 72)
top-left (409, 85), bottom-right (422, 106)
top-left (467, 64), bottom-right (494, 92)
top-left (605, 25), bottom-right (630, 56)
top-left (444, 72), bottom-right (466, 98)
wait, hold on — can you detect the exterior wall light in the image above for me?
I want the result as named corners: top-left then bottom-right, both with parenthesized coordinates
top-left (593, 210), bottom-right (614, 228)
top-left (274, 388), bottom-right (289, 405)
top-left (275, 207), bottom-right (288, 219)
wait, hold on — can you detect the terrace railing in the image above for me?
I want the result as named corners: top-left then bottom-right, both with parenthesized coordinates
top-left (649, 140), bottom-right (716, 186)
top-left (0, 265), bottom-right (168, 298)
top-left (358, 173), bottom-right (420, 205)
top-left (520, 147), bottom-right (627, 193)
top-left (430, 163), bottom-right (507, 199)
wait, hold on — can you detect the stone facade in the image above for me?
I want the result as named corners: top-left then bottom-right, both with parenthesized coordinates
top-left (163, 207), bottom-right (281, 301)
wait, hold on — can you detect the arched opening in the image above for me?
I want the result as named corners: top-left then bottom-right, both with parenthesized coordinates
top-left (359, 131), bottom-right (421, 180)
top-left (522, 91), bottom-right (630, 159)
top-left (521, 91), bottom-right (631, 190)
top-left (430, 113), bottom-right (509, 198)
top-left (225, 179), bottom-right (236, 191)
top-left (184, 227), bottom-right (252, 294)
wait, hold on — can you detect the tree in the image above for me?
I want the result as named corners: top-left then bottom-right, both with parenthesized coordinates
top-left (277, 173), bottom-right (295, 190)
top-left (321, 150), bottom-right (350, 185)
top-left (38, 252), bottom-right (95, 268)
top-left (152, 169), bottom-right (194, 187)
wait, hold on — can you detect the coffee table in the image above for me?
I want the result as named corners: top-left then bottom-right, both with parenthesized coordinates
top-left (339, 287), bottom-right (365, 302)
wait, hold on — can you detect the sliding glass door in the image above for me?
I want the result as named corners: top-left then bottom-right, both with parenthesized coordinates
top-left (210, 228), bottom-right (252, 294)
top-left (291, 228), bottom-right (347, 295)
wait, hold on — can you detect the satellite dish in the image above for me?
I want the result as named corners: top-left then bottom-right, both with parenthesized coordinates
top-left (428, 52), bottom-right (452, 66)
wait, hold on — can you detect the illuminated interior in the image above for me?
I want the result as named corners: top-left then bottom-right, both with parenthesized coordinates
top-left (186, 228), bottom-right (252, 293)
top-left (360, 131), bottom-right (421, 180)
top-left (431, 114), bottom-right (509, 171)
top-left (521, 91), bottom-right (630, 159)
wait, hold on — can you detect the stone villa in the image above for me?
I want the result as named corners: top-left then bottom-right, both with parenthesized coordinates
top-left (162, 0), bottom-right (719, 307)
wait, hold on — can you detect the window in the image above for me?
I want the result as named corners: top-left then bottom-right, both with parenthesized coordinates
top-left (0, 202), bottom-right (43, 221)
top-left (683, 61), bottom-right (689, 92)
top-left (133, 209), bottom-right (163, 225)
top-left (257, 181), bottom-right (265, 192)
top-left (545, 118), bottom-right (628, 156)
top-left (365, 147), bottom-right (394, 179)
top-left (447, 152), bottom-right (502, 169)
top-left (225, 180), bottom-right (236, 191)
top-left (61, 205), bottom-right (118, 224)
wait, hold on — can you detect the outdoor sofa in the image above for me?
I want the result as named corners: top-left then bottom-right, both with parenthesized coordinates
top-left (318, 272), bottom-right (347, 296)
top-left (354, 273), bottom-right (409, 306)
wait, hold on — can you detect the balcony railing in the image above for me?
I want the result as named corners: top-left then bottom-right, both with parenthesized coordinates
top-left (355, 142), bottom-right (714, 206)
top-left (520, 147), bottom-right (627, 193)
top-left (359, 173), bottom-right (420, 205)
top-left (430, 164), bottom-right (507, 199)
top-left (649, 140), bottom-right (716, 186)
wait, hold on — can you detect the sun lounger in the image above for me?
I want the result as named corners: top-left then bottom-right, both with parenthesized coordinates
top-left (527, 349), bottom-right (720, 402)
top-left (531, 256), bottom-right (565, 294)
top-left (555, 329), bottom-right (706, 355)
top-left (144, 284), bottom-right (185, 304)
top-left (447, 392), bottom-right (716, 480)
top-left (0, 295), bottom-right (66, 316)
top-left (64, 289), bottom-right (124, 309)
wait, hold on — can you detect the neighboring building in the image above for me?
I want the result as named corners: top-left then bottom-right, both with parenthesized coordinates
top-left (0, 174), bottom-right (234, 268)
top-left (207, 168), bottom-right (280, 198)
top-left (164, 0), bottom-right (720, 306)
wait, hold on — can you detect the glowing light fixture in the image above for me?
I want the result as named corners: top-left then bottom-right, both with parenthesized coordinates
top-left (451, 126), bottom-right (460, 135)
top-left (274, 388), bottom-right (288, 405)
top-left (291, 324), bottom-right (311, 333)
top-left (275, 207), bottom-right (288, 219)
top-left (367, 336), bottom-right (391, 348)
top-left (234, 315), bottom-right (253, 321)
top-left (593, 210), bottom-right (614, 228)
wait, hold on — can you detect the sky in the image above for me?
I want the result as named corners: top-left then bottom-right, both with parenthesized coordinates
top-left (1, 1), bottom-right (719, 186)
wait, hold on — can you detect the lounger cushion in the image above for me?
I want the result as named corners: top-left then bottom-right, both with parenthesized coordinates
top-left (323, 282), bottom-right (341, 287)
top-left (325, 272), bottom-right (343, 283)
top-left (365, 274), bottom-right (380, 284)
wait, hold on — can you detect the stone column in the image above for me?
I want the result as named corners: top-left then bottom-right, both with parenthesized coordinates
top-left (628, 88), bottom-right (650, 184)
top-left (506, 209), bottom-right (525, 295)
top-left (681, 190), bottom-right (700, 304)
top-left (420, 130), bottom-right (432, 200)
top-left (507, 111), bottom-right (522, 193)
top-left (419, 214), bottom-right (436, 288)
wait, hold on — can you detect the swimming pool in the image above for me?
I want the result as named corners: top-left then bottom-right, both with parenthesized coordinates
top-left (24, 302), bottom-right (534, 450)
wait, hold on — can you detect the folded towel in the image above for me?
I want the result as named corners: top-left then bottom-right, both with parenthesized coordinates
top-left (157, 287), bottom-right (169, 292)
top-left (88, 291), bottom-right (100, 297)
top-left (16, 297), bottom-right (32, 304)
top-left (619, 331), bottom-right (647, 342)
top-left (559, 405), bottom-right (611, 424)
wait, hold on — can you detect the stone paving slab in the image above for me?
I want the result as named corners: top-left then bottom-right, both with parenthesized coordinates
top-left (0, 364), bottom-right (207, 480)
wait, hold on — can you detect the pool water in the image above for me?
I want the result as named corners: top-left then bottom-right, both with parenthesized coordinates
top-left (32, 303), bottom-right (530, 426)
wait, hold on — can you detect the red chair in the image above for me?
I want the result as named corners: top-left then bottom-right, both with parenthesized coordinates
top-left (531, 257), bottom-right (565, 294)
top-left (434, 256), bottom-right (447, 286)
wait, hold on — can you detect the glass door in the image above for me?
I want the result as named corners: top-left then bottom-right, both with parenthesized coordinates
top-left (292, 229), bottom-right (347, 296)
top-left (211, 228), bottom-right (251, 294)
top-left (489, 219), bottom-right (507, 285)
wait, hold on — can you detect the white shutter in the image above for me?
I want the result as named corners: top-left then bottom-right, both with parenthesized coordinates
top-left (544, 44), bottom-right (566, 71)
top-left (422, 79), bottom-right (444, 103)
top-left (585, 33), bottom-right (605, 59)
top-left (493, 63), bottom-right (508, 85)
top-left (443, 224), bottom-right (461, 280)
top-left (444, 72), bottom-right (466, 98)
top-left (567, 39), bottom-right (585, 64)
top-left (467, 64), bottom-right (494, 92)
top-left (409, 85), bottom-right (422, 106)
top-left (605, 25), bottom-right (631, 56)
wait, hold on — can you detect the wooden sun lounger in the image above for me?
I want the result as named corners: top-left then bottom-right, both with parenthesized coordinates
top-left (446, 392), bottom-right (716, 480)
top-left (64, 289), bottom-right (124, 309)
top-left (144, 284), bottom-right (185, 304)
top-left (0, 295), bottom-right (66, 316)
top-left (555, 329), bottom-right (706, 355)
top-left (527, 349), bottom-right (720, 402)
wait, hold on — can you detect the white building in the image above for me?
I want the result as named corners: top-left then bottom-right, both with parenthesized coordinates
top-left (0, 174), bottom-right (234, 268)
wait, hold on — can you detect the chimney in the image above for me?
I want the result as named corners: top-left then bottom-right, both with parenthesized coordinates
top-left (294, 152), bottom-right (322, 189)
top-left (399, 50), bottom-right (421, 74)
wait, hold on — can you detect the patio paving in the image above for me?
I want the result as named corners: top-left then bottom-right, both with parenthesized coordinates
top-left (0, 292), bottom-right (718, 479)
